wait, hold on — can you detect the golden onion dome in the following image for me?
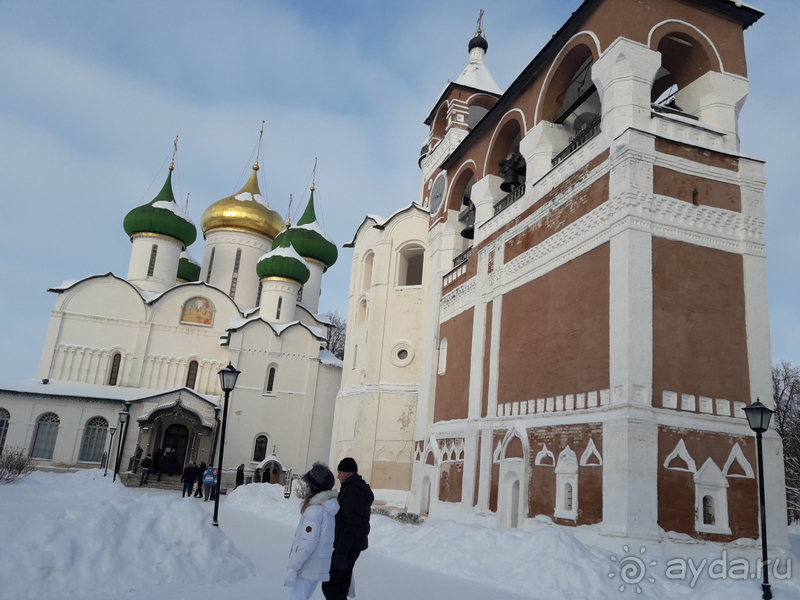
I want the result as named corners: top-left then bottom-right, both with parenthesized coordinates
top-left (200, 164), bottom-right (285, 239)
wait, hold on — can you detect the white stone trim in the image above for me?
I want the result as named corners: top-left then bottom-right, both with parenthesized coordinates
top-left (580, 438), bottom-right (602, 466)
top-left (663, 439), bottom-right (697, 473)
top-left (722, 443), bottom-right (754, 479)
top-left (534, 443), bottom-right (555, 466)
top-left (646, 19), bottom-right (725, 73)
top-left (694, 458), bottom-right (730, 535)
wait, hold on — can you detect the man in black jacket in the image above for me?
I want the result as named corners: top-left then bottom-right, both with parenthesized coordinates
top-left (322, 457), bottom-right (374, 600)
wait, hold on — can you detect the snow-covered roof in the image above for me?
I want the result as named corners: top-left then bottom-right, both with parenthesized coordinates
top-left (344, 202), bottom-right (429, 247)
top-left (234, 190), bottom-right (275, 211)
top-left (295, 219), bottom-right (335, 245)
top-left (137, 398), bottom-right (214, 427)
top-left (454, 46), bottom-right (502, 95)
top-left (0, 379), bottom-right (218, 405)
top-left (152, 200), bottom-right (195, 225)
top-left (226, 317), bottom-right (327, 342)
top-left (318, 350), bottom-right (343, 368)
top-left (180, 249), bottom-right (200, 265)
top-left (257, 244), bottom-right (309, 265)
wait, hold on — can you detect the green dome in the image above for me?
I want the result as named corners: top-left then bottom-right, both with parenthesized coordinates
top-left (256, 236), bottom-right (310, 284)
top-left (272, 189), bottom-right (337, 268)
top-left (123, 170), bottom-right (197, 248)
top-left (177, 251), bottom-right (201, 282)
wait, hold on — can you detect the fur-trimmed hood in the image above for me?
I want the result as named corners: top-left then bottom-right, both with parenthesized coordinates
top-left (308, 489), bottom-right (339, 513)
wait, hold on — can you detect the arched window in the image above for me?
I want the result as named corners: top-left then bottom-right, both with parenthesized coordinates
top-left (265, 367), bottom-right (277, 393)
top-left (438, 338), bottom-right (448, 375)
top-left (397, 245), bottom-right (425, 287)
top-left (206, 248), bottom-right (215, 283)
top-left (78, 416), bottom-right (109, 463)
top-left (30, 412), bottom-right (60, 459)
top-left (564, 483), bottom-right (573, 511)
top-left (147, 245), bottom-right (158, 277)
top-left (229, 249), bottom-right (242, 299)
top-left (651, 29), bottom-right (716, 115)
top-left (361, 252), bottom-right (374, 292)
top-left (357, 299), bottom-right (367, 324)
top-left (253, 435), bottom-right (268, 462)
top-left (276, 297), bottom-right (283, 320)
top-left (702, 495), bottom-right (715, 525)
top-left (0, 408), bottom-right (9, 455)
top-left (107, 353), bottom-right (122, 386)
top-left (185, 360), bottom-right (199, 389)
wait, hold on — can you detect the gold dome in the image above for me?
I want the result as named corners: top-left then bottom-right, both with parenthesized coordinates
top-left (201, 164), bottom-right (285, 239)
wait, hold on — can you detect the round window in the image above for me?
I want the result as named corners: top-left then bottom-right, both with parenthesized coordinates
top-left (390, 341), bottom-right (414, 367)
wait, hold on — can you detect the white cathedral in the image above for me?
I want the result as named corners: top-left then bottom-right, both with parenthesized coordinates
top-left (0, 157), bottom-right (342, 484)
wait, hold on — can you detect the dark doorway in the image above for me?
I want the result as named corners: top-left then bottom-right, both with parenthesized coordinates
top-left (163, 424), bottom-right (190, 474)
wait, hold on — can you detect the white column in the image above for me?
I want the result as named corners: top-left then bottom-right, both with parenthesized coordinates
top-left (127, 233), bottom-right (182, 293)
top-left (298, 259), bottom-right (325, 315)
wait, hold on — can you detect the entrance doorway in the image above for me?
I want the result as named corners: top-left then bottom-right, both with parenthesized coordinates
top-left (163, 424), bottom-right (189, 474)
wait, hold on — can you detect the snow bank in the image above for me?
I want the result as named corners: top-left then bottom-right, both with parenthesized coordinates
top-left (0, 470), bottom-right (253, 598)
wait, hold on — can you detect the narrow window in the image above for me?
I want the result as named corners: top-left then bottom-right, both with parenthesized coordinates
top-left (276, 297), bottom-right (282, 320)
top-left (266, 367), bottom-right (276, 393)
top-left (297, 286), bottom-right (303, 302)
top-left (107, 353), bottom-right (122, 386)
top-left (703, 495), bottom-right (715, 525)
top-left (206, 248), bottom-right (215, 283)
top-left (361, 253), bottom-right (374, 292)
top-left (78, 416), bottom-right (109, 463)
top-left (352, 345), bottom-right (358, 370)
top-left (147, 245), bottom-right (158, 277)
top-left (0, 408), bottom-right (9, 455)
top-left (398, 246), bottom-right (425, 286)
top-left (30, 412), bottom-right (60, 459)
top-left (565, 483), bottom-right (573, 511)
top-left (229, 249), bottom-right (242, 299)
top-left (253, 435), bottom-right (268, 462)
top-left (185, 360), bottom-right (199, 389)
top-left (256, 281), bottom-right (263, 308)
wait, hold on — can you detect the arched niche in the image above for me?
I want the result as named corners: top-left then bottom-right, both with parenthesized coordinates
top-left (650, 25), bottom-right (720, 109)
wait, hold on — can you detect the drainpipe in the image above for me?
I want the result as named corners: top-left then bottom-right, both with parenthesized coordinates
top-left (114, 401), bottom-right (133, 475)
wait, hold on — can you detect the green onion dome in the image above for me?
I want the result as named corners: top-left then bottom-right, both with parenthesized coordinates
top-left (256, 235), bottom-right (310, 285)
top-left (123, 169), bottom-right (197, 248)
top-left (177, 250), bottom-right (201, 282)
top-left (272, 187), bottom-right (337, 269)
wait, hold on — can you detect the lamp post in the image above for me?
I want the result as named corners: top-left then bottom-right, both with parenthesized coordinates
top-left (213, 363), bottom-right (240, 526)
top-left (743, 398), bottom-right (775, 600)
top-left (112, 411), bottom-right (130, 483)
top-left (211, 406), bottom-right (221, 467)
top-left (104, 425), bottom-right (117, 476)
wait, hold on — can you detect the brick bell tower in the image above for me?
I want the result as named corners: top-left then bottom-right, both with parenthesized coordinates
top-left (406, 0), bottom-right (787, 548)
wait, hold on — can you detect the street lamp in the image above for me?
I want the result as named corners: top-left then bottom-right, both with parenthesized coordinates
top-left (213, 363), bottom-right (240, 526)
top-left (743, 398), bottom-right (775, 600)
top-left (104, 425), bottom-right (117, 477)
top-left (112, 411), bottom-right (130, 483)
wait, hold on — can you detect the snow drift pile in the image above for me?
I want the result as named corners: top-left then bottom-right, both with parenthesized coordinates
top-left (0, 470), bottom-right (253, 599)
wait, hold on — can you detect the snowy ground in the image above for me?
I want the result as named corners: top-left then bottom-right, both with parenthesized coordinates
top-left (2, 471), bottom-right (800, 600)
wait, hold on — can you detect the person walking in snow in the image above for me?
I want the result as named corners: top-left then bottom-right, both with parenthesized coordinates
top-left (152, 448), bottom-right (163, 478)
top-left (203, 464), bottom-right (217, 501)
top-left (181, 462), bottom-right (197, 497)
top-left (321, 457), bottom-right (374, 600)
top-left (285, 463), bottom-right (339, 600)
top-left (194, 461), bottom-right (206, 497)
top-left (166, 450), bottom-right (178, 477)
top-left (133, 445), bottom-right (143, 473)
top-left (157, 451), bottom-right (169, 482)
top-left (139, 454), bottom-right (153, 486)
top-left (235, 464), bottom-right (245, 489)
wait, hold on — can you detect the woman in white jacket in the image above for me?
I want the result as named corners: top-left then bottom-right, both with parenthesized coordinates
top-left (285, 463), bottom-right (339, 600)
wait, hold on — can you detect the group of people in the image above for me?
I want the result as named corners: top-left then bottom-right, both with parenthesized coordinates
top-left (137, 448), bottom-right (180, 484)
top-left (285, 457), bottom-right (374, 600)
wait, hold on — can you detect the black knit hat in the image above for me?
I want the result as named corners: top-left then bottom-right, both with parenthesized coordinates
top-left (337, 457), bottom-right (358, 473)
top-left (303, 463), bottom-right (335, 493)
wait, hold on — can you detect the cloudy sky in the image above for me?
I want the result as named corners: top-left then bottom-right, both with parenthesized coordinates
top-left (1, 0), bottom-right (798, 383)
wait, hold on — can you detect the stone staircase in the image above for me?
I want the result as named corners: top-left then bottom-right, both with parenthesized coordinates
top-left (120, 470), bottom-right (232, 495)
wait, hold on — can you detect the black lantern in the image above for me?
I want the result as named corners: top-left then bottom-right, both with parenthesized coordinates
top-left (743, 399), bottom-right (773, 434)
top-left (219, 363), bottom-right (240, 393)
top-left (744, 397), bottom-right (774, 600)
top-left (213, 363), bottom-right (241, 526)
